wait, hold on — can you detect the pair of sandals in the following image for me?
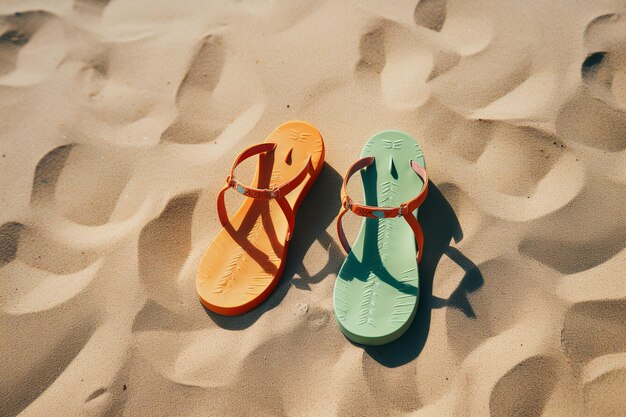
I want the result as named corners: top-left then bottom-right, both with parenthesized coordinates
top-left (196, 121), bottom-right (429, 345)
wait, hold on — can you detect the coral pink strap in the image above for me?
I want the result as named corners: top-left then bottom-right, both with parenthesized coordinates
top-left (336, 157), bottom-right (429, 262)
top-left (216, 142), bottom-right (311, 241)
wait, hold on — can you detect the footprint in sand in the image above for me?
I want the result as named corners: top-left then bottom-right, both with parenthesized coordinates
top-left (561, 300), bottom-right (626, 365)
top-left (2, 182), bottom-right (102, 311)
top-left (444, 257), bottom-right (549, 358)
top-left (0, 11), bottom-right (65, 87)
top-left (53, 144), bottom-right (136, 226)
top-left (519, 177), bottom-right (626, 274)
top-left (138, 193), bottom-right (197, 310)
top-left (414, 0), bottom-right (446, 32)
top-left (489, 356), bottom-right (559, 417)
top-left (556, 13), bottom-right (626, 152)
top-left (31, 143), bottom-right (135, 229)
top-left (469, 124), bottom-right (567, 197)
top-left (162, 34), bottom-right (264, 145)
top-left (355, 19), bottom-right (457, 110)
top-left (582, 13), bottom-right (626, 110)
top-left (0, 221), bottom-right (22, 267)
top-left (78, 50), bottom-right (110, 100)
top-left (30, 144), bottom-right (73, 205)
top-left (556, 86), bottom-right (626, 152)
top-left (0, 312), bottom-right (98, 417)
top-left (581, 353), bottom-right (626, 417)
top-left (162, 35), bottom-right (226, 144)
top-left (355, 23), bottom-right (387, 77)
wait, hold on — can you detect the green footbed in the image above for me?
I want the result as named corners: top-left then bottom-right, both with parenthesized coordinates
top-left (333, 130), bottom-right (426, 345)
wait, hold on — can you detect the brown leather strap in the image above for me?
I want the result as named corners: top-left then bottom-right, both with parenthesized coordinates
top-left (216, 142), bottom-right (311, 241)
top-left (336, 156), bottom-right (429, 262)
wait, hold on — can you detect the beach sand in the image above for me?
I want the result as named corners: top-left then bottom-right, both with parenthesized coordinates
top-left (1, 0), bottom-right (625, 416)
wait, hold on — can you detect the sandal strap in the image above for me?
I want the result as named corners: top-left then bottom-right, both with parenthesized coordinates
top-left (336, 156), bottom-right (429, 262)
top-left (216, 142), bottom-right (312, 241)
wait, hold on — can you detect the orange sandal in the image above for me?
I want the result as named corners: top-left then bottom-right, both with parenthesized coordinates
top-left (196, 121), bottom-right (325, 315)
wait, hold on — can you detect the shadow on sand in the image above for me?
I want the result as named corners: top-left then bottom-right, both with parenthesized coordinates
top-left (364, 182), bottom-right (484, 367)
top-left (203, 172), bottom-right (483, 367)
top-left (203, 163), bottom-right (344, 329)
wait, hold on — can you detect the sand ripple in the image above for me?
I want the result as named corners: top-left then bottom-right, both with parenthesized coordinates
top-left (1, 1), bottom-right (625, 416)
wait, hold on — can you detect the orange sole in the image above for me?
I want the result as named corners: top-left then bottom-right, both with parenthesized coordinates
top-left (196, 121), bottom-right (325, 316)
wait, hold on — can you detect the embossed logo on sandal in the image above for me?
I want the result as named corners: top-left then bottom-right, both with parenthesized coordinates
top-left (382, 139), bottom-right (403, 150)
top-left (289, 129), bottom-right (311, 142)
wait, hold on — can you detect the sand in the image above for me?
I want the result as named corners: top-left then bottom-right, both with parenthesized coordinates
top-left (1, 0), bottom-right (625, 416)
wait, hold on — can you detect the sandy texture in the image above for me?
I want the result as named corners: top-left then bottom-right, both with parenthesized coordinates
top-left (1, 0), bottom-right (625, 416)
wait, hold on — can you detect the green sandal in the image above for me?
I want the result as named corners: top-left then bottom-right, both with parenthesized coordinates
top-left (333, 130), bottom-right (429, 345)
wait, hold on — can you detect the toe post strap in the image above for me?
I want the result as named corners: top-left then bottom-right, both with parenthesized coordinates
top-left (336, 156), bottom-right (429, 262)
